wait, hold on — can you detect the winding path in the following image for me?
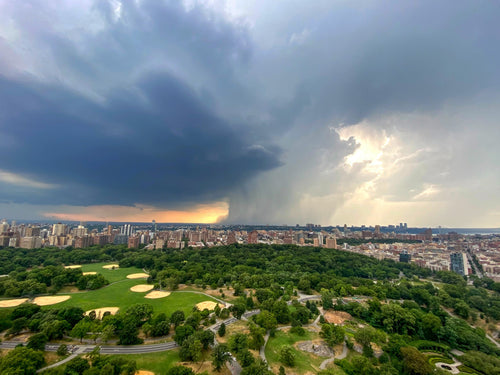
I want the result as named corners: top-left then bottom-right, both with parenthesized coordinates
top-left (2, 293), bottom-right (323, 373)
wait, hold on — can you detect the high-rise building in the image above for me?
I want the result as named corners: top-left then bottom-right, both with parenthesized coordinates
top-left (450, 252), bottom-right (469, 276)
top-left (227, 231), bottom-right (237, 245)
top-left (155, 239), bottom-right (165, 250)
top-left (52, 223), bottom-right (67, 236)
top-left (399, 251), bottom-right (411, 263)
top-left (128, 236), bottom-right (140, 249)
top-left (75, 236), bottom-right (91, 248)
top-left (325, 237), bottom-right (337, 249)
top-left (423, 228), bottom-right (432, 241)
top-left (248, 230), bottom-right (258, 244)
top-left (0, 220), bottom-right (9, 234)
top-left (0, 236), bottom-right (10, 247)
top-left (25, 226), bottom-right (41, 237)
top-left (113, 234), bottom-right (129, 245)
top-left (20, 236), bottom-right (42, 249)
top-left (73, 225), bottom-right (88, 237)
top-left (120, 224), bottom-right (133, 236)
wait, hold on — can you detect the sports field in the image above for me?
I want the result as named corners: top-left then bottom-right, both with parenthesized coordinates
top-left (49, 263), bottom-right (218, 316)
top-left (80, 262), bottom-right (144, 283)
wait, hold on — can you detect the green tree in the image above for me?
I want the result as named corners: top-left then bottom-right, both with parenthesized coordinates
top-left (118, 316), bottom-right (143, 345)
top-left (241, 359), bottom-right (273, 375)
top-left (421, 313), bottom-right (441, 340)
top-left (321, 289), bottom-right (335, 310)
top-left (401, 346), bottom-right (433, 375)
top-left (254, 311), bottom-right (277, 332)
top-left (228, 333), bottom-right (248, 354)
top-left (57, 344), bottom-right (68, 356)
top-left (320, 324), bottom-right (345, 347)
top-left (71, 319), bottom-right (91, 343)
top-left (279, 345), bottom-right (295, 367)
top-left (179, 335), bottom-right (203, 362)
top-left (167, 366), bottom-right (195, 375)
top-left (212, 344), bottom-right (231, 371)
top-left (27, 332), bottom-right (48, 351)
top-left (174, 324), bottom-right (195, 345)
top-left (197, 329), bottom-right (215, 349)
top-left (218, 322), bottom-right (226, 337)
top-left (170, 310), bottom-right (185, 326)
top-left (454, 300), bottom-right (470, 319)
top-left (231, 302), bottom-right (246, 319)
top-left (64, 357), bottom-right (90, 374)
top-left (0, 346), bottom-right (45, 374)
top-left (238, 349), bottom-right (255, 368)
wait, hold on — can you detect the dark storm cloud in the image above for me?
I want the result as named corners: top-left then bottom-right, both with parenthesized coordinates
top-left (0, 71), bottom-right (280, 206)
top-left (251, 1), bottom-right (500, 128)
top-left (0, 0), bottom-right (281, 207)
top-left (2, 0), bottom-right (500, 225)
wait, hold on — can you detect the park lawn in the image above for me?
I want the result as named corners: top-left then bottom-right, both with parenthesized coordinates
top-left (265, 329), bottom-right (324, 374)
top-left (80, 262), bottom-right (145, 283)
top-left (110, 350), bottom-right (180, 375)
top-left (47, 282), bottom-right (219, 316)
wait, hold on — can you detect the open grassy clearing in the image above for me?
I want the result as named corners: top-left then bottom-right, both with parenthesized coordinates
top-left (265, 329), bottom-right (324, 374)
top-left (49, 279), bottom-right (219, 316)
top-left (80, 263), bottom-right (145, 283)
top-left (217, 320), bottom-right (249, 344)
top-left (102, 350), bottom-right (180, 375)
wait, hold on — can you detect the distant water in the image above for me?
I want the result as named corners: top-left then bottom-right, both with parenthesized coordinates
top-left (432, 228), bottom-right (500, 235)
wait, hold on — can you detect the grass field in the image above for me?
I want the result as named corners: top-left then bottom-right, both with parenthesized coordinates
top-left (80, 262), bottom-right (145, 283)
top-left (112, 350), bottom-right (180, 375)
top-left (46, 263), bottom-right (219, 316)
top-left (265, 329), bottom-right (324, 374)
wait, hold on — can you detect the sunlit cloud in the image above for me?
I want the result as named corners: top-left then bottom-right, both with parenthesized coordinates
top-left (0, 169), bottom-right (57, 189)
top-left (43, 202), bottom-right (229, 223)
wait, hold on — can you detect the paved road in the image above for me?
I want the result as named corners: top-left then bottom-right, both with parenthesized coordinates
top-left (3, 294), bottom-right (322, 372)
top-left (99, 342), bottom-right (179, 354)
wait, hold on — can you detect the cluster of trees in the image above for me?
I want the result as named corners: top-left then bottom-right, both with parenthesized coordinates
top-left (335, 296), bottom-right (500, 356)
top-left (6, 304), bottom-right (85, 343)
top-left (212, 332), bottom-right (272, 375)
top-left (1, 243), bottom-right (500, 374)
top-left (42, 348), bottom-right (138, 375)
top-left (1, 243), bottom-right (499, 323)
top-left (0, 265), bottom-right (109, 298)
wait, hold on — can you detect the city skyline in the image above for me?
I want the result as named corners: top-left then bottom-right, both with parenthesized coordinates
top-left (1, 1), bottom-right (500, 226)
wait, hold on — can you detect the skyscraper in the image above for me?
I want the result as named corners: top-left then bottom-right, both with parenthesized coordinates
top-left (450, 252), bottom-right (469, 276)
top-left (52, 223), bottom-right (67, 236)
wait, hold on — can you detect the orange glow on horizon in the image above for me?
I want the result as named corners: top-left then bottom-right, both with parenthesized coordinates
top-left (43, 202), bottom-right (229, 223)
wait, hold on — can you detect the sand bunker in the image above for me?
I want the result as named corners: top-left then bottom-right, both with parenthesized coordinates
top-left (195, 301), bottom-right (222, 311)
top-left (33, 296), bottom-right (71, 306)
top-left (324, 310), bottom-right (352, 325)
top-left (64, 265), bottom-right (82, 269)
top-left (85, 307), bottom-right (119, 319)
top-left (126, 273), bottom-right (149, 279)
top-left (102, 264), bottom-right (120, 269)
top-left (0, 298), bottom-right (28, 307)
top-left (136, 371), bottom-right (155, 375)
top-left (82, 272), bottom-right (97, 275)
top-left (145, 291), bottom-right (171, 299)
top-left (130, 284), bottom-right (154, 292)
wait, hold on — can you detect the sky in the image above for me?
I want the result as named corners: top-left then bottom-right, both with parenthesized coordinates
top-left (0, 0), bottom-right (499, 227)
